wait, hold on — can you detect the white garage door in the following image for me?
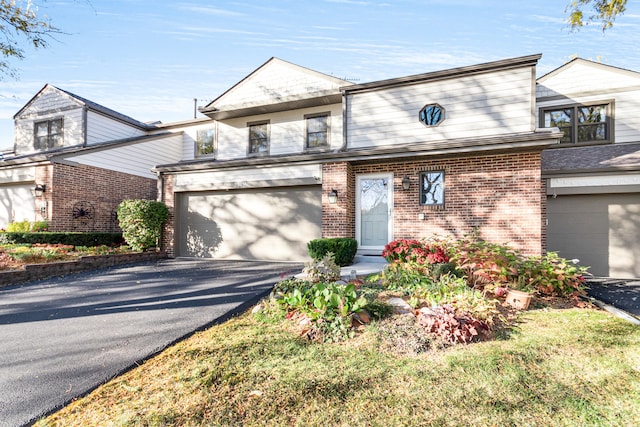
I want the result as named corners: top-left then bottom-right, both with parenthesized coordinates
top-left (0, 184), bottom-right (36, 229)
top-left (547, 193), bottom-right (640, 278)
top-left (177, 186), bottom-right (322, 261)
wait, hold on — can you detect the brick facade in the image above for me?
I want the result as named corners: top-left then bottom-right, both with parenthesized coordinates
top-left (36, 163), bottom-right (157, 232)
top-left (323, 151), bottom-right (545, 256)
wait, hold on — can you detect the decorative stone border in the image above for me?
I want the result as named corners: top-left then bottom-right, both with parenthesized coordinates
top-left (0, 252), bottom-right (168, 287)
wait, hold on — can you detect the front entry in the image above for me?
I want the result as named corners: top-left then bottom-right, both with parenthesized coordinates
top-left (356, 173), bottom-right (393, 254)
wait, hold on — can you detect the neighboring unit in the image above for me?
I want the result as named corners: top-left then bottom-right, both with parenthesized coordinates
top-left (538, 58), bottom-right (640, 278)
top-left (0, 84), bottom-right (186, 231)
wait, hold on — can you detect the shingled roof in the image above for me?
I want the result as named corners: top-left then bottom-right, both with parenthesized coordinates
top-left (542, 142), bottom-right (640, 174)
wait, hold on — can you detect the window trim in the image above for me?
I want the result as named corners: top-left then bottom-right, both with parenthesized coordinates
top-left (419, 170), bottom-right (445, 207)
top-left (304, 112), bottom-right (330, 151)
top-left (195, 127), bottom-right (215, 158)
top-left (34, 117), bottom-right (64, 150)
top-left (247, 120), bottom-right (270, 156)
top-left (539, 100), bottom-right (614, 146)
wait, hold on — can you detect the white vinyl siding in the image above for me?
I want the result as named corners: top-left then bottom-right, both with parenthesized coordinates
top-left (14, 107), bottom-right (84, 155)
top-left (86, 111), bottom-right (146, 145)
top-left (346, 68), bottom-right (534, 149)
top-left (174, 163), bottom-right (322, 192)
top-left (215, 105), bottom-right (342, 161)
top-left (537, 60), bottom-right (640, 144)
top-left (213, 59), bottom-right (346, 111)
top-left (537, 61), bottom-right (640, 99)
top-left (62, 134), bottom-right (183, 179)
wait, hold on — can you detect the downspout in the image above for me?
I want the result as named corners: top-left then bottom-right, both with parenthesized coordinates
top-left (340, 90), bottom-right (348, 152)
top-left (155, 169), bottom-right (163, 203)
top-left (154, 168), bottom-right (165, 252)
top-left (82, 106), bottom-right (88, 146)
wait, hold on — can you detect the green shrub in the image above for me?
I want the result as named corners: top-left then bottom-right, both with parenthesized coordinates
top-left (31, 221), bottom-right (49, 232)
top-left (307, 238), bottom-right (357, 266)
top-left (519, 252), bottom-right (588, 297)
top-left (380, 261), bottom-right (434, 293)
top-left (0, 232), bottom-right (124, 247)
top-left (117, 200), bottom-right (169, 251)
top-left (6, 220), bottom-right (31, 232)
top-left (270, 278), bottom-right (368, 342)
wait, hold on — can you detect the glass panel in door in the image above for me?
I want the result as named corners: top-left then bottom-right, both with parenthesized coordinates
top-left (359, 176), bottom-right (390, 247)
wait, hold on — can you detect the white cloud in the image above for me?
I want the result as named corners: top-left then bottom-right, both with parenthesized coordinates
top-left (176, 4), bottom-right (244, 17)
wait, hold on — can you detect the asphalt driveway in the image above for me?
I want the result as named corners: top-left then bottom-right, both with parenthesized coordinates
top-left (0, 259), bottom-right (301, 427)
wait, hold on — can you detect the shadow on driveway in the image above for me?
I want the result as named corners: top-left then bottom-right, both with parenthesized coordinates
top-left (585, 278), bottom-right (640, 318)
top-left (0, 259), bottom-right (300, 427)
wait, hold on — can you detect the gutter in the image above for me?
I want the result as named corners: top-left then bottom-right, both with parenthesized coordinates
top-left (154, 130), bottom-right (562, 173)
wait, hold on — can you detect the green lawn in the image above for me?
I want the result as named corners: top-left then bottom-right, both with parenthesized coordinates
top-left (36, 304), bottom-right (640, 427)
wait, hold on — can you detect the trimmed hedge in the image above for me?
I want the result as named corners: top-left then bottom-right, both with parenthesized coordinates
top-left (308, 238), bottom-right (357, 266)
top-left (0, 232), bottom-right (124, 247)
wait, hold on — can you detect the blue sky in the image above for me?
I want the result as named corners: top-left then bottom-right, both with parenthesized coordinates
top-left (2, 0), bottom-right (640, 149)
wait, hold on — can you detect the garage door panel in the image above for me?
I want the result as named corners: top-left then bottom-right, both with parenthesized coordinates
top-left (548, 194), bottom-right (640, 278)
top-left (178, 186), bottom-right (321, 261)
top-left (0, 185), bottom-right (36, 229)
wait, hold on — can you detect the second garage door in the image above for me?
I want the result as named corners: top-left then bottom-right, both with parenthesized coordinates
top-left (176, 186), bottom-right (322, 261)
top-left (0, 184), bottom-right (36, 229)
top-left (547, 193), bottom-right (640, 278)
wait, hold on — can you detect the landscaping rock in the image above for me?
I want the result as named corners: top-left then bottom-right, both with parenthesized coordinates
top-left (387, 297), bottom-right (414, 315)
top-left (351, 309), bottom-right (371, 325)
top-left (251, 304), bottom-right (264, 314)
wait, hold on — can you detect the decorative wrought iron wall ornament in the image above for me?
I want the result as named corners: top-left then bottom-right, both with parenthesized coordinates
top-left (72, 201), bottom-right (95, 228)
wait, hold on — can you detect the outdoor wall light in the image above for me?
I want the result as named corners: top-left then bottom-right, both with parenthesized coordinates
top-left (32, 184), bottom-right (46, 197)
top-left (328, 189), bottom-right (338, 204)
top-left (401, 176), bottom-right (411, 191)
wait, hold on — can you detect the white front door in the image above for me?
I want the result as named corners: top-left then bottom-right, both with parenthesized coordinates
top-left (356, 173), bottom-right (393, 253)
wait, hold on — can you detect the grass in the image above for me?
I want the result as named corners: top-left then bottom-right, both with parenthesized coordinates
top-left (35, 302), bottom-right (640, 427)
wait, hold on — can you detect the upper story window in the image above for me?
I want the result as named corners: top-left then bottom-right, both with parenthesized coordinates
top-left (196, 128), bottom-right (215, 157)
top-left (305, 113), bottom-right (329, 149)
top-left (419, 103), bottom-right (445, 127)
top-left (248, 121), bottom-right (269, 155)
top-left (541, 102), bottom-right (612, 144)
top-left (34, 118), bottom-right (63, 150)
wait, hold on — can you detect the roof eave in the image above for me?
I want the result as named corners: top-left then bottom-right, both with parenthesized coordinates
top-left (341, 53), bottom-right (542, 94)
top-left (155, 130), bottom-right (561, 173)
top-left (199, 93), bottom-right (342, 120)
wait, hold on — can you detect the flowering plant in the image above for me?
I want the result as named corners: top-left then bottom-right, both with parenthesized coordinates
top-left (382, 239), bottom-right (449, 265)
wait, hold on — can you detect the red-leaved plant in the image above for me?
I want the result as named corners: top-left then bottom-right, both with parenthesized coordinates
top-left (382, 239), bottom-right (449, 265)
top-left (417, 304), bottom-right (489, 345)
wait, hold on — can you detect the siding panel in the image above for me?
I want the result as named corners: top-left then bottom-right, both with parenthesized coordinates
top-left (63, 134), bottom-right (183, 179)
top-left (216, 104), bottom-right (342, 161)
top-left (86, 111), bottom-right (145, 144)
top-left (346, 68), bottom-right (534, 149)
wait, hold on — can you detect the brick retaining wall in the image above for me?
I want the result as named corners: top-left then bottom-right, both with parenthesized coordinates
top-left (0, 252), bottom-right (168, 287)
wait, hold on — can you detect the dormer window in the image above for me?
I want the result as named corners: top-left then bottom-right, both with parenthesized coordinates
top-left (34, 118), bottom-right (63, 150)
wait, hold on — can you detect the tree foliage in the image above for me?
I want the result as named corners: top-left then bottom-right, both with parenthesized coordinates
top-left (567, 0), bottom-right (627, 31)
top-left (0, 0), bottom-right (60, 77)
top-left (117, 200), bottom-right (169, 252)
